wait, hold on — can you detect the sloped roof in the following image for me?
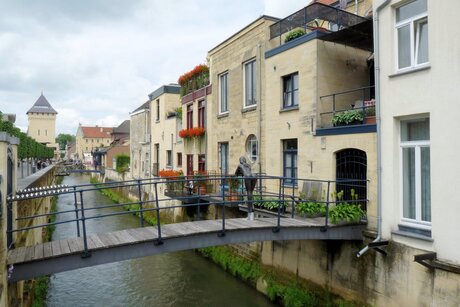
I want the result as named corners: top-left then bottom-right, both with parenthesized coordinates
top-left (81, 126), bottom-right (113, 138)
top-left (131, 100), bottom-right (150, 113)
top-left (27, 93), bottom-right (58, 114)
top-left (113, 120), bottom-right (130, 134)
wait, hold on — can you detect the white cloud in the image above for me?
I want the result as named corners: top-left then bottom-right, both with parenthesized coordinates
top-left (0, 0), bottom-right (307, 134)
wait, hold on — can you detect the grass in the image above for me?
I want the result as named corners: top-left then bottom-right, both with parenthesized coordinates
top-left (197, 246), bottom-right (364, 307)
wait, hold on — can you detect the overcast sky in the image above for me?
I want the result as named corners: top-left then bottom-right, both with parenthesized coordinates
top-left (0, 0), bottom-right (307, 134)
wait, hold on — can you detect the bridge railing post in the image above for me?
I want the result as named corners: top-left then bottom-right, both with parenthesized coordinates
top-left (79, 190), bottom-right (91, 258)
top-left (7, 199), bottom-right (13, 249)
top-left (322, 180), bottom-right (331, 232)
top-left (273, 178), bottom-right (282, 233)
top-left (73, 186), bottom-right (81, 237)
top-left (136, 180), bottom-right (145, 227)
top-left (153, 182), bottom-right (163, 245)
top-left (218, 176), bottom-right (226, 237)
top-left (291, 183), bottom-right (295, 218)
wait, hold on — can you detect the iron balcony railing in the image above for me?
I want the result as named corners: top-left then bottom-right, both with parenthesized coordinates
top-left (318, 85), bottom-right (375, 128)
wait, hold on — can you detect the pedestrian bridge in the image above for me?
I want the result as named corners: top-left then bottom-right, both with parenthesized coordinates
top-left (6, 175), bottom-right (368, 282)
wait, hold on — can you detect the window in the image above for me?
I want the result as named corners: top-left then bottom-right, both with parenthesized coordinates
top-left (244, 59), bottom-right (256, 107)
top-left (219, 143), bottom-right (229, 175)
top-left (219, 72), bottom-right (228, 113)
top-left (166, 150), bottom-right (172, 167)
top-left (246, 134), bottom-right (258, 162)
top-left (177, 152), bottom-right (182, 167)
top-left (187, 104), bottom-right (193, 129)
top-left (400, 118), bottom-right (430, 226)
top-left (283, 139), bottom-right (298, 186)
top-left (395, 0), bottom-right (428, 71)
top-left (86, 139), bottom-right (88, 143)
top-left (156, 99), bottom-right (160, 122)
top-left (198, 100), bottom-right (205, 128)
top-left (283, 73), bottom-right (299, 108)
top-left (198, 154), bottom-right (206, 172)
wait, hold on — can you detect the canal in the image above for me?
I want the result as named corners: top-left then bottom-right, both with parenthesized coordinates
top-left (46, 174), bottom-right (276, 306)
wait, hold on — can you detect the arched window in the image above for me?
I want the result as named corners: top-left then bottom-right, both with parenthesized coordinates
top-left (336, 149), bottom-right (367, 210)
top-left (245, 134), bottom-right (258, 162)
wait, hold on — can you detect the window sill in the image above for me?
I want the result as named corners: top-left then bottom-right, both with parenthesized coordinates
top-left (389, 64), bottom-right (431, 78)
top-left (217, 112), bottom-right (229, 119)
top-left (392, 224), bottom-right (433, 242)
top-left (280, 106), bottom-right (299, 113)
top-left (242, 106), bottom-right (257, 113)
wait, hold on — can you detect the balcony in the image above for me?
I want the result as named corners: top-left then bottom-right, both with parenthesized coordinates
top-left (269, 2), bottom-right (373, 51)
top-left (316, 86), bottom-right (376, 136)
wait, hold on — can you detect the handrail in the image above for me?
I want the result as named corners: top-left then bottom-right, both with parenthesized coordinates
top-left (7, 175), bottom-right (369, 257)
top-left (319, 85), bottom-right (375, 99)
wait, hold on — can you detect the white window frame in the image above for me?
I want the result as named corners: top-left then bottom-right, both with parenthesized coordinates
top-left (243, 59), bottom-right (257, 108)
top-left (219, 72), bottom-right (229, 114)
top-left (245, 134), bottom-right (258, 163)
top-left (394, 1), bottom-right (428, 72)
top-left (399, 121), bottom-right (431, 229)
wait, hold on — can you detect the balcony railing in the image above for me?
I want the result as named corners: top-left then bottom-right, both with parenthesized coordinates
top-left (318, 86), bottom-right (375, 129)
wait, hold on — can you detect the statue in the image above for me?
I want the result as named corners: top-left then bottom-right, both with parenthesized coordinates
top-left (235, 156), bottom-right (257, 220)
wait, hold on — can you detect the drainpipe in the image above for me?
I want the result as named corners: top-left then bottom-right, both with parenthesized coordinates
top-left (357, 0), bottom-right (390, 258)
top-left (257, 43), bottom-right (262, 175)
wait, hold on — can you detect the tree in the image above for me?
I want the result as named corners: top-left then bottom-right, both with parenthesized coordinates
top-left (55, 134), bottom-right (76, 150)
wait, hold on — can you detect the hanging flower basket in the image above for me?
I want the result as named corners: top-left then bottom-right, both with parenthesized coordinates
top-left (179, 127), bottom-right (205, 139)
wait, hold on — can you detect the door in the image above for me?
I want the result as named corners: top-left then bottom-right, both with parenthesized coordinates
top-left (336, 149), bottom-right (367, 210)
top-left (186, 154), bottom-right (194, 177)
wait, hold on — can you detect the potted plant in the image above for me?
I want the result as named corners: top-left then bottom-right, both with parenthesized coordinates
top-left (296, 201), bottom-right (326, 218)
top-left (284, 28), bottom-right (306, 43)
top-left (331, 110), bottom-right (363, 127)
top-left (227, 176), bottom-right (241, 201)
top-left (364, 106), bottom-right (376, 125)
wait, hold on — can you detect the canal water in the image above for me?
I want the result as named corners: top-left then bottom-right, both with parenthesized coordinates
top-left (46, 174), bottom-right (276, 307)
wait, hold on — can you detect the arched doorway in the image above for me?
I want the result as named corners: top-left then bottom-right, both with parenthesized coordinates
top-left (335, 149), bottom-right (367, 210)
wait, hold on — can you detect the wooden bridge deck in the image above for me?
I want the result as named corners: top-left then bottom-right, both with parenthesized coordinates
top-left (7, 217), bottom-right (366, 282)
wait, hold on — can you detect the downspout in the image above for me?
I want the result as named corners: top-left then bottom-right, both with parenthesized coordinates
top-left (357, 0), bottom-right (390, 258)
top-left (204, 92), bottom-right (208, 172)
top-left (257, 43), bottom-right (262, 175)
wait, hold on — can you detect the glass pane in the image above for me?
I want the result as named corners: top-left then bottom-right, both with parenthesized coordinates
top-left (398, 25), bottom-right (411, 69)
top-left (421, 147), bottom-right (431, 221)
top-left (285, 154), bottom-right (292, 167)
top-left (293, 74), bottom-right (299, 90)
top-left (252, 63), bottom-right (256, 104)
top-left (293, 90), bottom-right (299, 106)
top-left (396, 0), bottom-right (427, 22)
top-left (401, 118), bottom-right (430, 141)
top-left (293, 154), bottom-right (297, 168)
top-left (416, 20), bottom-right (429, 64)
top-left (402, 147), bottom-right (416, 219)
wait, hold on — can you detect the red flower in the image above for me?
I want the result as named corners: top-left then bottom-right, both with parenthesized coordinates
top-left (159, 169), bottom-right (183, 179)
top-left (177, 64), bottom-right (209, 86)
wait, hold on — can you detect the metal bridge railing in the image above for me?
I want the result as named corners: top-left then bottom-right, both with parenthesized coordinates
top-left (6, 175), bottom-right (368, 257)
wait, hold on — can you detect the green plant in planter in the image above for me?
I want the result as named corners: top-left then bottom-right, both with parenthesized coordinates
top-left (328, 203), bottom-right (365, 224)
top-left (331, 110), bottom-right (363, 126)
top-left (253, 195), bottom-right (287, 211)
top-left (297, 201), bottom-right (326, 217)
top-left (228, 176), bottom-right (241, 192)
top-left (285, 28), bottom-right (306, 43)
top-left (365, 106), bottom-right (375, 117)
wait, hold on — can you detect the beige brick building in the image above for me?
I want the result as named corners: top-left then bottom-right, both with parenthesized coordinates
top-left (75, 124), bottom-right (113, 163)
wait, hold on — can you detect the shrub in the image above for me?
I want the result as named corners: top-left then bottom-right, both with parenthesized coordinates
top-left (285, 28), bottom-right (306, 43)
top-left (328, 203), bottom-right (365, 224)
top-left (296, 201), bottom-right (326, 217)
top-left (331, 110), bottom-right (363, 126)
top-left (115, 154), bottom-right (130, 173)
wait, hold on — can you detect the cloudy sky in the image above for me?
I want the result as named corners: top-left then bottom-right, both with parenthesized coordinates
top-left (0, 0), bottom-right (307, 134)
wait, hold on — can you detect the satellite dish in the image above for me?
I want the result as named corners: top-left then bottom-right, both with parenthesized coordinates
top-left (339, 0), bottom-right (347, 9)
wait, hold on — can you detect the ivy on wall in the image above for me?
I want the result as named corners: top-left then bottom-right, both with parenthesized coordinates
top-left (0, 115), bottom-right (54, 159)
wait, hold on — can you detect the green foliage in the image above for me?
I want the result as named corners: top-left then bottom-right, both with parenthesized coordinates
top-left (175, 107), bottom-right (183, 121)
top-left (332, 110), bottom-right (363, 126)
top-left (365, 106), bottom-right (375, 117)
top-left (253, 195), bottom-right (288, 211)
top-left (0, 117), bottom-right (54, 159)
top-left (296, 201), bottom-right (326, 217)
top-left (328, 203), bottom-right (365, 224)
top-left (90, 177), bottom-right (157, 226)
top-left (115, 154), bottom-right (130, 173)
top-left (198, 246), bottom-right (261, 284)
top-left (285, 28), bottom-right (306, 43)
top-left (228, 176), bottom-right (241, 191)
top-left (32, 276), bottom-right (50, 307)
top-left (55, 133), bottom-right (75, 150)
